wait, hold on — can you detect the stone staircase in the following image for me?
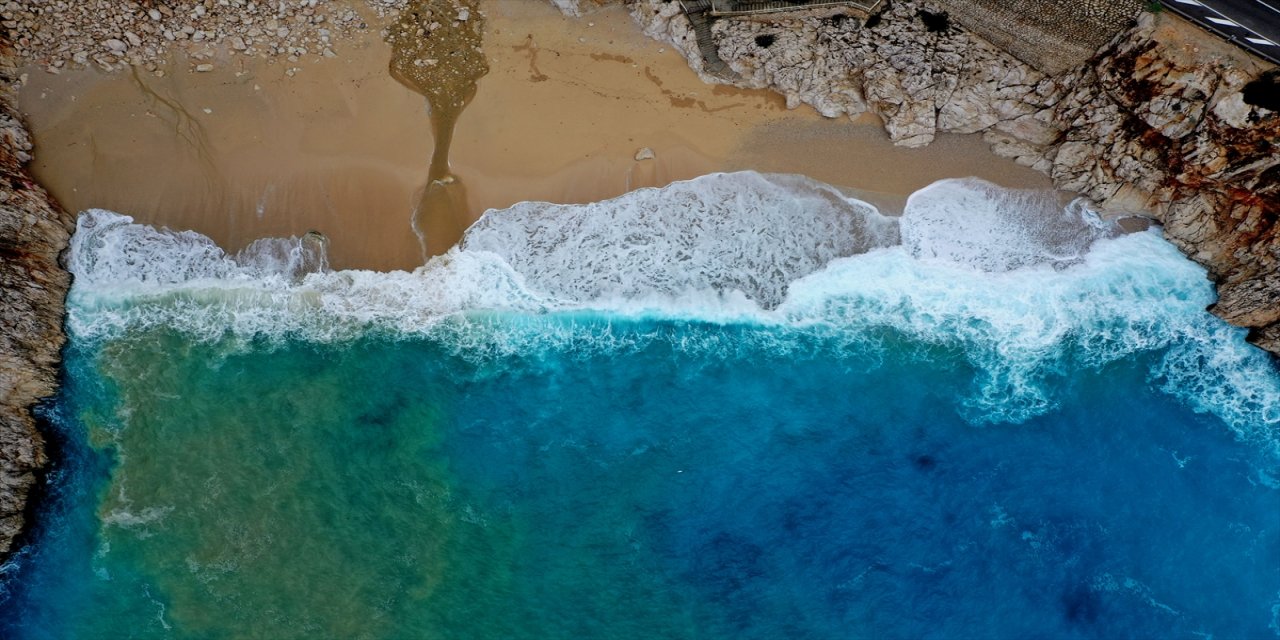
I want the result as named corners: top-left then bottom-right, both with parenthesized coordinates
top-left (679, 0), bottom-right (737, 79)
top-left (709, 0), bottom-right (882, 17)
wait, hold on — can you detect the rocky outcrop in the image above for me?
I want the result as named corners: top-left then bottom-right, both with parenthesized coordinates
top-left (628, 0), bottom-right (1280, 352)
top-left (632, 0), bottom-right (1052, 147)
top-left (0, 51), bottom-right (73, 557)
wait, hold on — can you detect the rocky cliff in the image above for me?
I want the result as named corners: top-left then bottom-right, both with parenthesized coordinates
top-left (0, 51), bottom-right (72, 557)
top-left (626, 0), bottom-right (1280, 351)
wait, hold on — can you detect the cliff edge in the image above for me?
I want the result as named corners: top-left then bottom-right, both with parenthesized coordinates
top-left (0, 50), bottom-right (72, 557)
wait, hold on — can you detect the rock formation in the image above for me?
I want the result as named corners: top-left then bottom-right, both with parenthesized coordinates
top-left (626, 0), bottom-right (1280, 351)
top-left (0, 51), bottom-right (72, 557)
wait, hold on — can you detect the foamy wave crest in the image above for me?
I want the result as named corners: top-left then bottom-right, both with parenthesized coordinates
top-left (67, 233), bottom-right (555, 343)
top-left (779, 233), bottom-right (1280, 448)
top-left (63, 172), bottom-right (1280, 447)
top-left (461, 172), bottom-right (899, 308)
top-left (902, 178), bottom-right (1116, 271)
top-left (69, 210), bottom-right (330, 287)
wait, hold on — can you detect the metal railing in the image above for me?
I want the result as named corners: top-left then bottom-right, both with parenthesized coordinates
top-left (706, 0), bottom-right (883, 18)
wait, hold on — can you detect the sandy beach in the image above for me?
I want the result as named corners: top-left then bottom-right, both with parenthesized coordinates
top-left (16, 0), bottom-right (1053, 271)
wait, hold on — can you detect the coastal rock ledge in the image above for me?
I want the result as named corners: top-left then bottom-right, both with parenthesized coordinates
top-left (625, 0), bottom-right (1280, 351)
top-left (0, 52), bottom-right (72, 557)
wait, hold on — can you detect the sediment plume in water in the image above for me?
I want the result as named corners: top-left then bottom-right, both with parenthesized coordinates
top-left (388, 0), bottom-right (489, 259)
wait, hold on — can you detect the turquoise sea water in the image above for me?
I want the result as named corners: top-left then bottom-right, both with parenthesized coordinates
top-left (1, 173), bottom-right (1278, 638)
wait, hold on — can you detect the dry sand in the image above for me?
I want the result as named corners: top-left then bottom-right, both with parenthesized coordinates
top-left (17, 0), bottom-right (1053, 272)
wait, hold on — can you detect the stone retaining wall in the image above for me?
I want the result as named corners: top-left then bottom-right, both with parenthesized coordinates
top-left (935, 0), bottom-right (1145, 74)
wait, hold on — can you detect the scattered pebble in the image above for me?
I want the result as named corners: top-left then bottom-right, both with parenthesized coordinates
top-left (3, 0), bottom-right (412, 74)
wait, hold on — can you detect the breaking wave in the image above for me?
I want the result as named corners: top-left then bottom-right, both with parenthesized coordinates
top-left (461, 172), bottom-right (899, 307)
top-left (64, 171), bottom-right (1280, 448)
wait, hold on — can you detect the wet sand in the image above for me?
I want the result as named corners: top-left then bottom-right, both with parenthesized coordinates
top-left (17, 0), bottom-right (1053, 271)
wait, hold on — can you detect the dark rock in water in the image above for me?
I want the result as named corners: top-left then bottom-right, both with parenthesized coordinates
top-left (912, 454), bottom-right (937, 471)
top-left (0, 51), bottom-right (74, 558)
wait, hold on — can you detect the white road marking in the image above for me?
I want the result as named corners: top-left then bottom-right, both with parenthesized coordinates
top-left (1256, 0), bottom-right (1280, 16)
top-left (1167, 0), bottom-right (1280, 62)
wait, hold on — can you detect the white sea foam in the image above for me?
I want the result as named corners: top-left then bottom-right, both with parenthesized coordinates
top-left (68, 211), bottom-right (329, 287)
top-left (902, 178), bottom-right (1116, 272)
top-left (63, 172), bottom-right (1280, 450)
top-left (462, 172), bottom-right (899, 308)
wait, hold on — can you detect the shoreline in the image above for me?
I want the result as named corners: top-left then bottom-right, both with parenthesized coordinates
top-left (14, 0), bottom-right (1054, 272)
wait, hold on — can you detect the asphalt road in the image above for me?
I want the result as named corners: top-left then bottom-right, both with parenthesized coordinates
top-left (1166, 0), bottom-right (1280, 64)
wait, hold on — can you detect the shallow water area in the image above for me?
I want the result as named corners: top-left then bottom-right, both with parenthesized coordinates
top-left (2, 173), bottom-right (1279, 638)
